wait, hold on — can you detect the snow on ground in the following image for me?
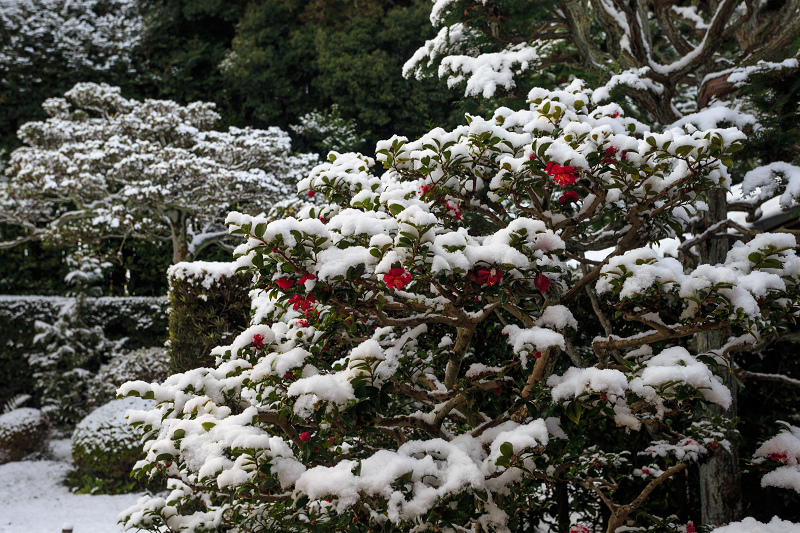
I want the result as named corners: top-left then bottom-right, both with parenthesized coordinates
top-left (0, 439), bottom-right (145, 533)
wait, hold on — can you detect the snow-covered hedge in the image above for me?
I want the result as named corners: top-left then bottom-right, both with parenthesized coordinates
top-left (167, 262), bottom-right (251, 373)
top-left (0, 407), bottom-right (49, 464)
top-left (72, 397), bottom-right (155, 489)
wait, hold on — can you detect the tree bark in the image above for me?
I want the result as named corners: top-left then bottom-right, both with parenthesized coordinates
top-left (167, 210), bottom-right (191, 264)
top-left (697, 188), bottom-right (743, 525)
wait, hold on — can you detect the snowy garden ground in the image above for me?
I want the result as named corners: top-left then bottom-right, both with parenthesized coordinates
top-left (0, 439), bottom-right (144, 533)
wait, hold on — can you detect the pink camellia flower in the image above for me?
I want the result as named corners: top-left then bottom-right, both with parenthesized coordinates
top-left (308, 190), bottom-right (315, 198)
top-left (545, 161), bottom-right (578, 186)
top-left (470, 267), bottom-right (503, 286)
top-left (251, 334), bottom-right (265, 349)
top-left (535, 273), bottom-right (551, 292)
top-left (559, 191), bottom-right (580, 205)
top-left (383, 267), bottom-right (412, 290)
top-left (299, 432), bottom-right (311, 443)
top-left (275, 278), bottom-right (294, 290)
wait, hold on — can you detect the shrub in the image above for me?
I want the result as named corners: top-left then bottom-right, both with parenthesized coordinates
top-left (0, 407), bottom-right (49, 464)
top-left (119, 84), bottom-right (800, 532)
top-left (0, 295), bottom-right (168, 409)
top-left (167, 261), bottom-right (251, 373)
top-left (70, 397), bottom-right (155, 494)
top-left (86, 347), bottom-right (170, 410)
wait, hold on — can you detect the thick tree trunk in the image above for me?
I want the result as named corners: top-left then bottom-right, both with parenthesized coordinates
top-left (697, 188), bottom-right (743, 525)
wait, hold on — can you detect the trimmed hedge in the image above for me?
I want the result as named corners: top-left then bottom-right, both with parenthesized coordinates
top-left (71, 397), bottom-right (154, 493)
top-left (0, 296), bottom-right (168, 408)
top-left (0, 407), bottom-right (50, 464)
top-left (167, 262), bottom-right (251, 373)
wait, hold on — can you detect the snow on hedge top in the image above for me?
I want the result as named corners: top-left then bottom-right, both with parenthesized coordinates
top-left (0, 407), bottom-right (43, 437)
top-left (168, 261), bottom-right (240, 290)
top-left (72, 397), bottom-right (154, 451)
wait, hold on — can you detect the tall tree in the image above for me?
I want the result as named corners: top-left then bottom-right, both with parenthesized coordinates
top-left (220, 0), bottom-right (463, 151)
top-left (0, 0), bottom-right (143, 153)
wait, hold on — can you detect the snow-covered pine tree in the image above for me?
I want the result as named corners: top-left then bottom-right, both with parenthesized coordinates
top-left (0, 82), bottom-right (318, 263)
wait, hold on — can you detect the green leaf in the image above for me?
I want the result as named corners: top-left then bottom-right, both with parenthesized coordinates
top-left (500, 441), bottom-right (514, 458)
top-left (388, 203), bottom-right (405, 216)
top-left (201, 422), bottom-right (216, 432)
top-left (565, 401), bottom-right (583, 424)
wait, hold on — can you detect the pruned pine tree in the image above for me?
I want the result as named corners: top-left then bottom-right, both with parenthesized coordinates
top-left (0, 82), bottom-right (318, 264)
top-left (119, 83), bottom-right (800, 533)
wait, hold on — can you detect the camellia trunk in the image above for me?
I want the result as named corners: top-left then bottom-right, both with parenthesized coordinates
top-left (697, 188), bottom-right (743, 525)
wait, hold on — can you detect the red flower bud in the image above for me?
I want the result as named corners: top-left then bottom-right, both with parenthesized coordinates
top-left (535, 273), bottom-right (551, 292)
top-left (299, 432), bottom-right (311, 443)
top-left (308, 190), bottom-right (315, 198)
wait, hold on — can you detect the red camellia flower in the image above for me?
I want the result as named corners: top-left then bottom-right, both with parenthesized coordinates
top-left (275, 278), bottom-right (294, 290)
top-left (641, 467), bottom-right (651, 475)
top-left (299, 432), bottom-right (311, 443)
top-left (686, 522), bottom-right (696, 533)
top-left (570, 526), bottom-right (591, 533)
top-left (308, 190), bottom-right (315, 198)
top-left (612, 110), bottom-right (620, 118)
top-left (770, 452), bottom-right (788, 462)
top-left (251, 334), bottom-right (265, 349)
top-left (296, 319), bottom-right (309, 327)
top-left (288, 293), bottom-right (316, 312)
top-left (299, 273), bottom-right (315, 285)
top-left (470, 267), bottom-right (503, 286)
top-left (419, 184), bottom-right (430, 195)
top-left (446, 201), bottom-right (462, 220)
top-left (545, 162), bottom-right (578, 186)
top-left (383, 267), bottom-right (412, 290)
top-left (559, 191), bottom-right (580, 205)
top-left (533, 351), bottom-right (542, 359)
top-left (535, 273), bottom-right (551, 292)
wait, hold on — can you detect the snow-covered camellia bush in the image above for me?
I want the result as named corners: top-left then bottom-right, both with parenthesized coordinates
top-left (119, 82), bottom-right (800, 532)
top-left (0, 82), bottom-right (318, 263)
